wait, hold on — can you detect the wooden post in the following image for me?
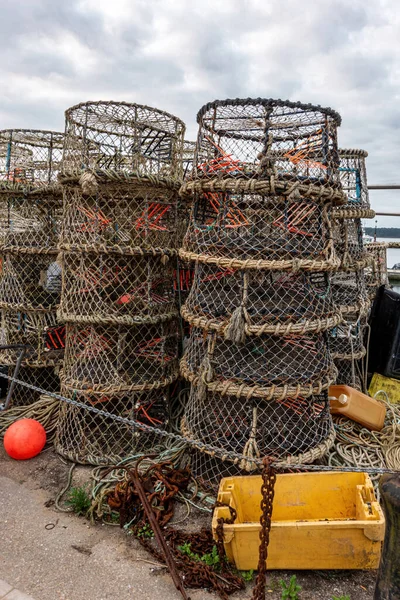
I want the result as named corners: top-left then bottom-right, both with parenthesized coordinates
top-left (374, 474), bottom-right (400, 599)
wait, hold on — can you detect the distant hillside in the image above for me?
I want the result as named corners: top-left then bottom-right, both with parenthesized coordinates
top-left (364, 227), bottom-right (400, 238)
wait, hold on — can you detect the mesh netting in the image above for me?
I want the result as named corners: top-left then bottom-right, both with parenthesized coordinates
top-left (334, 149), bottom-right (371, 213)
top-left (61, 319), bottom-right (179, 393)
top-left (0, 309), bottom-right (64, 366)
top-left (62, 101), bottom-right (185, 183)
top-left (331, 216), bottom-right (369, 269)
top-left (330, 314), bottom-right (367, 360)
top-left (54, 101), bottom-right (185, 464)
top-left (334, 358), bottom-right (364, 391)
top-left (181, 194), bottom-right (338, 269)
top-left (331, 269), bottom-right (369, 316)
top-left (0, 253), bottom-right (61, 311)
top-left (0, 198), bottom-right (62, 251)
top-left (55, 385), bottom-right (171, 464)
top-left (182, 385), bottom-right (333, 469)
top-left (183, 263), bottom-right (341, 335)
top-left (60, 183), bottom-right (180, 254)
top-left (6, 365), bottom-right (60, 407)
top-left (0, 130), bottom-right (64, 195)
top-left (58, 252), bottom-right (177, 325)
top-left (184, 99), bottom-right (343, 197)
top-left (181, 328), bottom-right (335, 399)
top-left (365, 242), bottom-right (389, 299)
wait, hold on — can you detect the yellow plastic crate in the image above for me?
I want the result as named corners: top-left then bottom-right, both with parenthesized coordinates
top-left (369, 372), bottom-right (400, 404)
top-left (212, 472), bottom-right (385, 570)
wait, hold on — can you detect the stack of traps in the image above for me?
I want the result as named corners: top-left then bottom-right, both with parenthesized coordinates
top-left (179, 98), bottom-right (346, 489)
top-left (330, 150), bottom-right (377, 391)
top-left (55, 101), bottom-right (186, 464)
top-left (0, 130), bottom-right (65, 402)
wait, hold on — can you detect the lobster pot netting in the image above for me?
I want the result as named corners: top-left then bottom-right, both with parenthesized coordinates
top-left (181, 194), bottom-right (338, 268)
top-left (182, 386), bottom-right (333, 466)
top-left (0, 309), bottom-right (64, 366)
top-left (330, 314), bottom-right (367, 360)
top-left (0, 130), bottom-right (64, 195)
top-left (5, 365), bottom-right (60, 407)
top-left (365, 242), bottom-right (389, 299)
top-left (60, 183), bottom-right (180, 253)
top-left (0, 253), bottom-right (61, 311)
top-left (55, 386), bottom-right (171, 465)
top-left (58, 252), bottom-right (176, 325)
top-left (62, 101), bottom-right (185, 183)
top-left (0, 196), bottom-right (62, 251)
top-left (334, 358), bottom-right (364, 392)
top-left (62, 319), bottom-right (179, 393)
top-left (183, 263), bottom-right (341, 335)
top-left (331, 217), bottom-right (369, 269)
top-left (182, 328), bottom-right (335, 399)
top-left (336, 149), bottom-right (370, 212)
top-left (331, 269), bottom-right (369, 316)
top-left (186, 99), bottom-right (342, 196)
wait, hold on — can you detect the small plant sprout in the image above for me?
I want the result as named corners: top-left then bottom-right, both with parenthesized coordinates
top-left (332, 596), bottom-right (351, 600)
top-left (280, 575), bottom-right (302, 600)
top-left (66, 486), bottom-right (92, 516)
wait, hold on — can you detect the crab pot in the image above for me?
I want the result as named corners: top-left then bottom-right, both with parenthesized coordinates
top-left (337, 149), bottom-right (370, 212)
top-left (0, 252), bottom-right (61, 312)
top-left (62, 319), bottom-right (179, 392)
top-left (58, 251), bottom-right (177, 325)
top-left (182, 385), bottom-right (333, 463)
top-left (55, 386), bottom-right (171, 465)
top-left (330, 314), bottom-right (368, 360)
top-left (182, 194), bottom-right (337, 265)
top-left (0, 130), bottom-right (64, 195)
top-left (331, 269), bottom-right (369, 316)
top-left (189, 98), bottom-right (342, 191)
top-left (0, 309), bottom-right (64, 366)
top-left (183, 263), bottom-right (340, 335)
top-left (182, 327), bottom-right (335, 399)
top-left (62, 101), bottom-right (185, 183)
top-left (60, 183), bottom-right (180, 253)
top-left (332, 217), bottom-right (369, 269)
top-left (365, 243), bottom-right (389, 300)
top-left (4, 365), bottom-right (60, 407)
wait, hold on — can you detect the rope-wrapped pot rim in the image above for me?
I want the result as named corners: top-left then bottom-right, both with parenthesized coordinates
top-left (57, 309), bottom-right (179, 326)
top-left (179, 248), bottom-right (341, 272)
top-left (181, 304), bottom-right (343, 336)
top-left (197, 97), bottom-right (342, 126)
top-left (180, 356), bottom-right (336, 401)
top-left (180, 177), bottom-right (347, 205)
top-left (60, 371), bottom-right (179, 395)
top-left (59, 168), bottom-right (182, 191)
top-left (332, 207), bottom-right (375, 220)
top-left (65, 100), bottom-right (185, 137)
top-left (181, 416), bottom-right (336, 467)
top-left (58, 243), bottom-right (178, 257)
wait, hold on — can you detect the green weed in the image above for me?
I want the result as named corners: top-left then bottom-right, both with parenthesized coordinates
top-left (280, 575), bottom-right (302, 600)
top-left (136, 523), bottom-right (154, 539)
top-left (66, 486), bottom-right (91, 516)
top-left (332, 596), bottom-right (351, 600)
top-left (177, 542), bottom-right (221, 569)
top-left (240, 569), bottom-right (254, 582)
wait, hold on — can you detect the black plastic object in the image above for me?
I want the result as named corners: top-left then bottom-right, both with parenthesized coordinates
top-left (368, 286), bottom-right (400, 380)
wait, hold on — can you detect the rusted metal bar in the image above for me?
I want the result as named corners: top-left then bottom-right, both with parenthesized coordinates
top-left (130, 464), bottom-right (190, 600)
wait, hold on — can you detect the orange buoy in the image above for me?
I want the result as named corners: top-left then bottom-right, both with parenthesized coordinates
top-left (3, 419), bottom-right (46, 460)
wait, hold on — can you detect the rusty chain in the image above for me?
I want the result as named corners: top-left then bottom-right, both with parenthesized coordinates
top-left (252, 457), bottom-right (277, 600)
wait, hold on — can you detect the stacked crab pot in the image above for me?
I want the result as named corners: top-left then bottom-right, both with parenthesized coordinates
top-left (179, 98), bottom-right (346, 488)
top-left (330, 150), bottom-right (376, 391)
top-left (0, 130), bottom-right (64, 405)
top-left (55, 101), bottom-right (185, 464)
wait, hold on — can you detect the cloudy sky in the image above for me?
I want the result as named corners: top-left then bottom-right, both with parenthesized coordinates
top-left (0, 0), bottom-right (399, 226)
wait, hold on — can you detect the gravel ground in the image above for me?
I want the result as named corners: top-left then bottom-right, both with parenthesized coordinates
top-left (0, 447), bottom-right (378, 600)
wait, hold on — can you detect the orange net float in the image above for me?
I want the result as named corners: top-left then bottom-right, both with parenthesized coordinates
top-left (3, 418), bottom-right (46, 459)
